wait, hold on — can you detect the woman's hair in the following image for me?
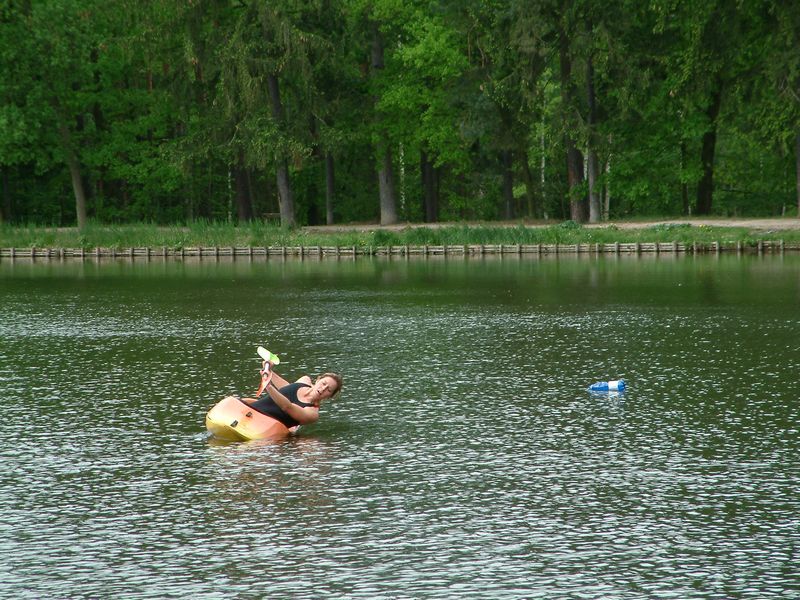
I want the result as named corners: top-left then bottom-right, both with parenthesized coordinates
top-left (318, 372), bottom-right (343, 396)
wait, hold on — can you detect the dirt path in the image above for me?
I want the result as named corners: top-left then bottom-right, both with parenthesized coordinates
top-left (602, 218), bottom-right (800, 230)
top-left (304, 217), bottom-right (800, 234)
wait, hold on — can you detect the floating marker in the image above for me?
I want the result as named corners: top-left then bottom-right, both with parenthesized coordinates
top-left (588, 379), bottom-right (626, 392)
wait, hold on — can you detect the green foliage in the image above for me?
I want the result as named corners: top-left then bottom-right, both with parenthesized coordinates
top-left (556, 220), bottom-right (582, 230)
top-left (0, 0), bottom-right (797, 226)
top-left (3, 221), bottom-right (800, 250)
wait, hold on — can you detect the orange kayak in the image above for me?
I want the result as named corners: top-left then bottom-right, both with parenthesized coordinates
top-left (205, 396), bottom-right (295, 441)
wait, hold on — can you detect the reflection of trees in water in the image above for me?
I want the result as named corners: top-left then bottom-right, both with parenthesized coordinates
top-left (698, 269), bottom-right (721, 305)
top-left (204, 435), bottom-right (337, 519)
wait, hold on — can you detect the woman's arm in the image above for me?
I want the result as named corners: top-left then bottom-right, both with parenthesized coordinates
top-left (267, 383), bottom-right (319, 425)
top-left (266, 366), bottom-right (291, 389)
top-left (263, 362), bottom-right (310, 390)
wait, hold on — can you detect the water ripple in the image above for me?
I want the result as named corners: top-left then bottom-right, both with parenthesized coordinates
top-left (1, 256), bottom-right (798, 598)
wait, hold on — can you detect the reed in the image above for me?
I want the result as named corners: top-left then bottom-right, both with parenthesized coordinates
top-left (1, 220), bottom-right (799, 249)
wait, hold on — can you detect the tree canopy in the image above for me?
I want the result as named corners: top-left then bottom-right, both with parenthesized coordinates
top-left (1, 0), bottom-right (798, 227)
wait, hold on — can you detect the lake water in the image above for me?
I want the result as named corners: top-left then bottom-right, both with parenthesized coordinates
top-left (0, 255), bottom-right (798, 599)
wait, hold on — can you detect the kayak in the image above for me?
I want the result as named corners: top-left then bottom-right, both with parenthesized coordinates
top-left (205, 395), bottom-right (296, 442)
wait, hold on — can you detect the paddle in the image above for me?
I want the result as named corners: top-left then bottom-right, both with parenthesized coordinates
top-left (255, 346), bottom-right (280, 396)
top-left (257, 346), bottom-right (280, 365)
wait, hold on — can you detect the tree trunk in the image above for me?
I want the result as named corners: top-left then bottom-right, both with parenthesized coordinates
top-left (371, 23), bottom-right (397, 226)
top-left (559, 29), bottom-right (587, 223)
top-left (587, 55), bottom-right (601, 223)
top-left (603, 157), bottom-right (611, 221)
top-left (325, 152), bottom-right (335, 225)
top-left (58, 117), bottom-right (87, 229)
top-left (501, 150), bottom-right (514, 219)
top-left (541, 126), bottom-right (548, 219)
top-left (567, 147), bottom-right (586, 222)
top-left (1, 165), bottom-right (8, 223)
top-left (696, 84), bottom-right (723, 215)
top-left (234, 151), bottom-right (253, 222)
top-left (520, 149), bottom-right (537, 218)
top-left (267, 73), bottom-right (295, 226)
top-left (247, 169), bottom-right (257, 214)
top-left (680, 141), bottom-right (690, 215)
top-left (587, 150), bottom-right (600, 222)
top-left (796, 132), bottom-right (799, 218)
top-left (67, 154), bottom-right (88, 229)
top-left (275, 161), bottom-right (294, 226)
top-left (420, 150), bottom-right (439, 222)
top-left (378, 147), bottom-right (397, 225)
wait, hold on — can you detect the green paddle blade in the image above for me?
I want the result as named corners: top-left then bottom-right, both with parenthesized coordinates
top-left (257, 346), bottom-right (280, 365)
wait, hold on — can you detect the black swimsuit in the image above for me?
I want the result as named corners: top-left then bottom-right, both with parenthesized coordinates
top-left (249, 382), bottom-right (314, 428)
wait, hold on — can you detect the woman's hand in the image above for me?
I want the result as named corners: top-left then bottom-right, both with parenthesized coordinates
top-left (267, 384), bottom-right (320, 425)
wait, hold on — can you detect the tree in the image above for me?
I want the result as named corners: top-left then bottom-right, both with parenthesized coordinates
top-left (0, 0), bottom-right (106, 228)
top-left (459, 0), bottom-right (547, 220)
top-left (2, 0), bottom-right (799, 225)
top-left (376, 1), bottom-right (471, 222)
top-left (369, 20), bottom-right (398, 225)
top-left (557, 2), bottom-right (588, 223)
top-left (753, 0), bottom-right (800, 215)
top-left (175, 1), bottom-right (330, 226)
top-left (651, 0), bottom-right (758, 215)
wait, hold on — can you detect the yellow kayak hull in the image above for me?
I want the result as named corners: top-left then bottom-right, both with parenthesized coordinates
top-left (205, 396), bottom-right (293, 441)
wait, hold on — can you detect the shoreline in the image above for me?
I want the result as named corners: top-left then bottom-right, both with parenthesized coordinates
top-left (2, 219), bottom-right (800, 255)
top-left (303, 217), bottom-right (800, 233)
top-left (1, 239), bottom-right (795, 260)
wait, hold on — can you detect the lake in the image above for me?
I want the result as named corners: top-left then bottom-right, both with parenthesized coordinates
top-left (1, 254), bottom-right (798, 599)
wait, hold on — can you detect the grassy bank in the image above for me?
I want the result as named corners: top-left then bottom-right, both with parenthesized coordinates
top-left (2, 220), bottom-right (800, 250)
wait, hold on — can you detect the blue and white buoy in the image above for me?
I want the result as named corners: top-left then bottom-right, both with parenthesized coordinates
top-left (588, 379), bottom-right (626, 392)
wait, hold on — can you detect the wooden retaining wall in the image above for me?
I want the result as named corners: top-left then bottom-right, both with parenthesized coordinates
top-left (0, 240), bottom-right (796, 260)
top-left (0, 240), bottom-right (800, 260)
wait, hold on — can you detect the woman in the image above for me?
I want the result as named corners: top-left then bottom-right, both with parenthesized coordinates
top-left (243, 364), bottom-right (343, 428)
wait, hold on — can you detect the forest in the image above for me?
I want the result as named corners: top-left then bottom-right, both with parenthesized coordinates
top-left (1, 0), bottom-right (798, 228)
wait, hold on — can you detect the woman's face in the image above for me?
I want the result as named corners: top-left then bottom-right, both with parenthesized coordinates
top-left (310, 376), bottom-right (338, 402)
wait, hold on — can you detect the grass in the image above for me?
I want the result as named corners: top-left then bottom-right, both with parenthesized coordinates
top-left (1, 219), bottom-right (799, 250)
